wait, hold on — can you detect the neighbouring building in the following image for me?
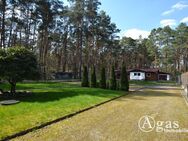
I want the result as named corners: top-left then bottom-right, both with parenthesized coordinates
top-left (53, 72), bottom-right (74, 80)
top-left (116, 68), bottom-right (171, 81)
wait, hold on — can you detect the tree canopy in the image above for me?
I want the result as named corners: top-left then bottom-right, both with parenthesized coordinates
top-left (0, 47), bottom-right (39, 93)
top-left (0, 0), bottom-right (188, 81)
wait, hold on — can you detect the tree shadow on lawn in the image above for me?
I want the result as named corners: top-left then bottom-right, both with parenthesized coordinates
top-left (18, 88), bottom-right (181, 103)
top-left (16, 88), bottom-right (124, 103)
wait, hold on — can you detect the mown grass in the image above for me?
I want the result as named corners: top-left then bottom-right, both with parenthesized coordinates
top-left (0, 82), bottom-right (125, 140)
top-left (12, 86), bottom-right (188, 141)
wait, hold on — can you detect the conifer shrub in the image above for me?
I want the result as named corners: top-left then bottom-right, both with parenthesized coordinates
top-left (81, 66), bottom-right (89, 87)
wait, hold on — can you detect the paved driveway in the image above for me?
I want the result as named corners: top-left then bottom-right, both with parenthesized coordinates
top-left (12, 86), bottom-right (188, 141)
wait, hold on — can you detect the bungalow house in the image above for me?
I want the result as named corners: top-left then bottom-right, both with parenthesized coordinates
top-left (116, 68), bottom-right (170, 81)
top-left (53, 72), bottom-right (74, 80)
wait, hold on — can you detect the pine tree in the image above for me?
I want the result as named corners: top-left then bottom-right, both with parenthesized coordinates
top-left (91, 66), bottom-right (97, 87)
top-left (100, 67), bottom-right (106, 89)
top-left (81, 66), bottom-right (89, 87)
top-left (110, 66), bottom-right (116, 90)
top-left (120, 63), bottom-right (129, 91)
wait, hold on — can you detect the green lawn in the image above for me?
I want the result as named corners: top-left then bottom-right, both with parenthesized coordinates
top-left (0, 82), bottom-right (125, 140)
top-left (12, 85), bottom-right (188, 141)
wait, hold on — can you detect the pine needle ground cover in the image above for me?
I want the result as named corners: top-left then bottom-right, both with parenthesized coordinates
top-left (0, 82), bottom-right (125, 140)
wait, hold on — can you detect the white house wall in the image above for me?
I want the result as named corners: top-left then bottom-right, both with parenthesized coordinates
top-left (167, 74), bottom-right (170, 81)
top-left (130, 72), bottom-right (145, 80)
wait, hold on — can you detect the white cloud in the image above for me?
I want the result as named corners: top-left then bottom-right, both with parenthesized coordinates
top-left (172, 1), bottom-right (188, 10)
top-left (180, 16), bottom-right (188, 23)
top-left (162, 9), bottom-right (174, 16)
top-left (160, 19), bottom-right (176, 27)
top-left (122, 28), bottom-right (150, 39)
top-left (162, 1), bottom-right (188, 16)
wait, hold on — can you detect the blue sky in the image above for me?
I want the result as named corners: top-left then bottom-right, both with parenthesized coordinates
top-left (99, 0), bottom-right (188, 39)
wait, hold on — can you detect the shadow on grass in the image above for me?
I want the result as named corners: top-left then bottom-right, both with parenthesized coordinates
top-left (9, 88), bottom-right (124, 103)
top-left (1, 82), bottom-right (181, 103)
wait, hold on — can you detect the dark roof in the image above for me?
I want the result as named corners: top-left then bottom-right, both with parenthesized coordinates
top-left (159, 72), bottom-right (170, 75)
top-left (128, 68), bottom-right (159, 73)
top-left (55, 72), bottom-right (73, 75)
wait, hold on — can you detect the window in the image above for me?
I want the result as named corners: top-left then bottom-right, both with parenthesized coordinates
top-left (146, 73), bottom-right (151, 77)
top-left (134, 72), bottom-right (141, 76)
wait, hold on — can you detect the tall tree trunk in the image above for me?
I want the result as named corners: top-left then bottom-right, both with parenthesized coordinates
top-left (38, 31), bottom-right (45, 79)
top-left (8, 80), bottom-right (16, 94)
top-left (79, 28), bottom-right (83, 79)
top-left (42, 27), bottom-right (49, 79)
top-left (1, 0), bottom-right (6, 48)
top-left (19, 28), bottom-right (22, 45)
top-left (62, 31), bottom-right (68, 72)
top-left (76, 29), bottom-right (81, 79)
top-left (8, 1), bottom-right (16, 47)
top-left (56, 49), bottom-right (62, 72)
top-left (32, 22), bottom-right (37, 51)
